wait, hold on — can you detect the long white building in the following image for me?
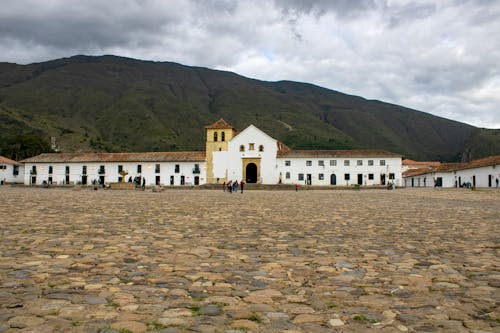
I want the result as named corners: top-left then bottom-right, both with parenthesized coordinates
top-left (403, 155), bottom-right (500, 188)
top-left (20, 119), bottom-right (403, 187)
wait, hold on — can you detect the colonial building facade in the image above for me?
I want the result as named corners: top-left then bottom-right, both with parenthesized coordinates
top-left (0, 156), bottom-right (24, 184)
top-left (20, 119), bottom-right (403, 187)
top-left (403, 155), bottom-right (500, 188)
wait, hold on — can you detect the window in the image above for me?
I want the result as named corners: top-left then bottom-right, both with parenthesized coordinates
top-left (357, 160), bottom-right (363, 166)
top-left (240, 145), bottom-right (245, 152)
top-left (259, 145), bottom-right (264, 152)
top-left (48, 166), bottom-right (53, 174)
top-left (0, 165), bottom-right (5, 170)
top-left (285, 160), bottom-right (291, 166)
top-left (99, 165), bottom-right (105, 174)
top-left (286, 172), bottom-right (290, 179)
top-left (65, 166), bottom-right (70, 174)
top-left (221, 131), bottom-right (225, 142)
top-left (298, 173), bottom-right (304, 181)
top-left (193, 164), bottom-right (200, 174)
top-left (380, 160), bottom-right (386, 166)
top-left (344, 173), bottom-right (350, 180)
top-left (389, 173), bottom-right (395, 180)
top-left (318, 160), bottom-right (324, 166)
top-left (118, 165), bottom-right (123, 173)
top-left (249, 143), bottom-right (254, 150)
top-left (306, 160), bottom-right (312, 166)
top-left (344, 160), bottom-right (350, 166)
top-left (174, 164), bottom-right (180, 173)
top-left (368, 160), bottom-right (374, 166)
top-left (155, 164), bottom-right (160, 173)
top-left (13, 165), bottom-right (19, 176)
top-left (82, 166), bottom-right (87, 175)
top-left (137, 164), bottom-right (142, 173)
top-left (319, 173), bottom-right (324, 180)
top-left (213, 132), bottom-right (218, 142)
top-left (330, 160), bottom-right (337, 166)
top-left (368, 173), bottom-right (374, 180)
top-left (31, 166), bottom-right (37, 174)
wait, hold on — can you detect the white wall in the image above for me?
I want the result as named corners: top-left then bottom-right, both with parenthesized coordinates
top-left (212, 151), bottom-right (228, 180)
top-left (455, 166), bottom-right (499, 188)
top-left (0, 164), bottom-right (24, 184)
top-left (23, 161), bottom-right (206, 186)
top-left (277, 157), bottom-right (402, 186)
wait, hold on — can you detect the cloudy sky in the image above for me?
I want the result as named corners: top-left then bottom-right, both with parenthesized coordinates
top-left (1, 0), bottom-right (499, 128)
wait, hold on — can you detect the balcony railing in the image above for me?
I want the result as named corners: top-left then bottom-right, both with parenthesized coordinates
top-left (192, 168), bottom-right (201, 174)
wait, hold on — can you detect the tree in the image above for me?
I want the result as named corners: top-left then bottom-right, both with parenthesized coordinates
top-left (0, 133), bottom-right (53, 161)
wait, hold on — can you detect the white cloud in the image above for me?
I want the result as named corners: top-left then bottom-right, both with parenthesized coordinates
top-left (0, 0), bottom-right (498, 128)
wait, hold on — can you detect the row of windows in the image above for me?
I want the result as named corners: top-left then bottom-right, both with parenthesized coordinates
top-left (285, 159), bottom-right (386, 167)
top-left (239, 144), bottom-right (264, 152)
top-left (288, 172), bottom-right (395, 180)
top-left (36, 164), bottom-right (201, 175)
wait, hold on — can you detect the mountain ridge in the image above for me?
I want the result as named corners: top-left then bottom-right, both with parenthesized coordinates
top-left (0, 54), bottom-right (498, 161)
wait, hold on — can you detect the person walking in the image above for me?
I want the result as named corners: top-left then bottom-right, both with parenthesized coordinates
top-left (222, 181), bottom-right (226, 192)
top-left (240, 180), bottom-right (245, 193)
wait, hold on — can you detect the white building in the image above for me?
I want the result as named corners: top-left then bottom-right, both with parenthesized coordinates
top-left (20, 119), bottom-right (403, 187)
top-left (21, 152), bottom-right (205, 186)
top-left (0, 156), bottom-right (24, 184)
top-left (403, 155), bottom-right (500, 188)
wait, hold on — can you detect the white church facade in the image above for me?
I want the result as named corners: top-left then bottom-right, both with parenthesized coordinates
top-left (20, 119), bottom-right (403, 187)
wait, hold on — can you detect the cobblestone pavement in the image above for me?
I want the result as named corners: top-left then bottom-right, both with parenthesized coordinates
top-left (0, 187), bottom-right (499, 333)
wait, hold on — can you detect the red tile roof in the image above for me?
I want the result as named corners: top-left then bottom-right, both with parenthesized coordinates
top-left (20, 152), bottom-right (206, 163)
top-left (0, 156), bottom-right (22, 166)
top-left (403, 167), bottom-right (435, 177)
top-left (277, 149), bottom-right (402, 158)
top-left (403, 155), bottom-right (500, 177)
top-left (205, 118), bottom-right (236, 130)
top-left (457, 155), bottom-right (500, 171)
top-left (403, 159), bottom-right (441, 167)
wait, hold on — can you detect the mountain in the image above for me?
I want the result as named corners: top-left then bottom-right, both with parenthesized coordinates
top-left (0, 55), bottom-right (498, 161)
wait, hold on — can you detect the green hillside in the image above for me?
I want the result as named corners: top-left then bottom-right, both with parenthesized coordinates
top-left (0, 55), bottom-right (498, 161)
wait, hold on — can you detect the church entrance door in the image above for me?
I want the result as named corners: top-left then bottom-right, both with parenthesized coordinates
top-left (246, 163), bottom-right (258, 183)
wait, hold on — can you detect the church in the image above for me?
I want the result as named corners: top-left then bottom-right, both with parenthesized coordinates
top-left (20, 119), bottom-right (403, 187)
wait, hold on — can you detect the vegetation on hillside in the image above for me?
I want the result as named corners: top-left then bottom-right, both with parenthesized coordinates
top-left (0, 55), bottom-right (498, 161)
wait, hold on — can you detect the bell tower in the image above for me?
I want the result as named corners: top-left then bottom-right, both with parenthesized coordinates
top-left (205, 118), bottom-right (237, 184)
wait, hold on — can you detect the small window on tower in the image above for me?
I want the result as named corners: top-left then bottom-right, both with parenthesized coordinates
top-left (221, 131), bottom-right (225, 142)
top-left (240, 145), bottom-right (245, 152)
top-left (214, 132), bottom-right (218, 142)
top-left (259, 145), bottom-right (264, 152)
top-left (249, 143), bottom-right (255, 150)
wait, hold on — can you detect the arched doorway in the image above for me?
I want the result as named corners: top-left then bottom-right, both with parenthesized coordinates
top-left (330, 174), bottom-right (336, 185)
top-left (194, 176), bottom-right (200, 185)
top-left (246, 163), bottom-right (258, 183)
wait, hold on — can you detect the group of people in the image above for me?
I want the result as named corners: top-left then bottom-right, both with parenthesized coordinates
top-left (223, 180), bottom-right (245, 193)
top-left (129, 176), bottom-right (146, 189)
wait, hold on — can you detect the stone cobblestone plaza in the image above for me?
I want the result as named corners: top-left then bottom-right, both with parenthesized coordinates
top-left (0, 187), bottom-right (499, 333)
